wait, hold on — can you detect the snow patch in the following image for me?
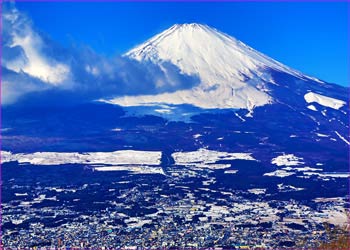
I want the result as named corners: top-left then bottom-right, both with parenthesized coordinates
top-left (334, 131), bottom-right (350, 145)
top-left (224, 169), bottom-right (238, 174)
top-left (93, 165), bottom-right (165, 175)
top-left (302, 172), bottom-right (350, 179)
top-left (263, 170), bottom-right (295, 178)
top-left (172, 148), bottom-right (256, 167)
top-left (277, 184), bottom-right (304, 192)
top-left (293, 166), bottom-right (323, 172)
top-left (307, 105), bottom-right (317, 111)
top-left (192, 164), bottom-right (232, 170)
top-left (193, 134), bottom-right (202, 139)
top-left (304, 92), bottom-right (346, 110)
top-left (316, 133), bottom-right (329, 138)
top-left (235, 112), bottom-right (246, 122)
top-left (154, 109), bottom-right (172, 114)
top-left (248, 188), bottom-right (266, 195)
top-left (271, 154), bottom-right (304, 166)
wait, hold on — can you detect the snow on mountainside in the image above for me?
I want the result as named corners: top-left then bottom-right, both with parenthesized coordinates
top-left (304, 92), bottom-right (346, 110)
top-left (105, 23), bottom-right (324, 111)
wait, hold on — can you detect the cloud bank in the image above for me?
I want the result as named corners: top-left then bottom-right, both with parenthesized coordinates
top-left (1, 4), bottom-right (199, 105)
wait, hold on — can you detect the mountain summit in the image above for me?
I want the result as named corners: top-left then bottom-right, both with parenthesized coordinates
top-left (107, 23), bottom-right (326, 112)
top-left (127, 23), bottom-right (309, 82)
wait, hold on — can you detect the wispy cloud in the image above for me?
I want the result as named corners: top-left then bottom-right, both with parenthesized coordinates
top-left (1, 4), bottom-right (199, 105)
top-left (2, 5), bottom-right (71, 86)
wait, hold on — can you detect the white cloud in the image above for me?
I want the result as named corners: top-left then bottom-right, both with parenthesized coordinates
top-left (3, 6), bottom-right (71, 85)
top-left (1, 68), bottom-right (49, 105)
top-left (1, 4), bottom-right (199, 106)
top-left (10, 33), bottom-right (70, 84)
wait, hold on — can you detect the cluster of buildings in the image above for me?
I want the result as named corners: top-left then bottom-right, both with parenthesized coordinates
top-left (2, 171), bottom-right (348, 249)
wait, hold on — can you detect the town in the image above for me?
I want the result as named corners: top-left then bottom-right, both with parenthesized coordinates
top-left (2, 161), bottom-right (348, 248)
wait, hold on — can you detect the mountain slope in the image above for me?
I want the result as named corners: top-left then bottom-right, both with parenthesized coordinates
top-left (105, 23), bottom-right (325, 111)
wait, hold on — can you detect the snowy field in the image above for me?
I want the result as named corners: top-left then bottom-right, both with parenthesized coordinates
top-left (172, 148), bottom-right (256, 169)
top-left (1, 150), bottom-right (162, 166)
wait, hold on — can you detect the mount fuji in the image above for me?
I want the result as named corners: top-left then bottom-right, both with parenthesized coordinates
top-left (104, 23), bottom-right (345, 119)
top-left (2, 23), bottom-right (349, 164)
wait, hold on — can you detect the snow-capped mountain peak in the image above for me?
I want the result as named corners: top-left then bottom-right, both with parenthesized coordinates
top-left (106, 23), bottom-right (322, 111)
top-left (127, 23), bottom-right (303, 82)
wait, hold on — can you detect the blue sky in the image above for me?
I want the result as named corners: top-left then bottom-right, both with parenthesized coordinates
top-left (13, 2), bottom-right (349, 86)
